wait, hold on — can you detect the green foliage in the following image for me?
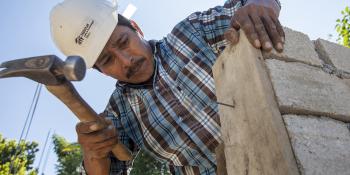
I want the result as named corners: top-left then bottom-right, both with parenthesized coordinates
top-left (336, 6), bottom-right (350, 47)
top-left (52, 134), bottom-right (82, 175)
top-left (0, 134), bottom-right (39, 175)
top-left (131, 150), bottom-right (170, 175)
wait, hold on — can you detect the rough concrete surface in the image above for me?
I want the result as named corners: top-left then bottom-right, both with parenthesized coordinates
top-left (266, 59), bottom-right (350, 122)
top-left (315, 39), bottom-right (350, 74)
top-left (345, 79), bottom-right (350, 88)
top-left (263, 27), bottom-right (322, 67)
top-left (283, 115), bottom-right (350, 175)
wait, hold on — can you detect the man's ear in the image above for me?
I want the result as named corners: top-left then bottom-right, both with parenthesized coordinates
top-left (130, 20), bottom-right (144, 37)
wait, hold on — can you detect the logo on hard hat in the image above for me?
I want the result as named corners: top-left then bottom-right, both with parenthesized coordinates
top-left (75, 20), bottom-right (95, 45)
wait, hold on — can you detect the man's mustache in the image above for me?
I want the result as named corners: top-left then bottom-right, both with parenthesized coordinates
top-left (126, 57), bottom-right (146, 79)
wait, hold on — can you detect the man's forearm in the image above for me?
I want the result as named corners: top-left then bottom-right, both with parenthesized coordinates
top-left (243, 0), bottom-right (281, 16)
top-left (83, 156), bottom-right (111, 175)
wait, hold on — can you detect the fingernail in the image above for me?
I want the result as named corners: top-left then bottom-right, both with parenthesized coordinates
top-left (264, 42), bottom-right (272, 49)
top-left (254, 40), bottom-right (261, 47)
top-left (277, 43), bottom-right (284, 50)
top-left (90, 124), bottom-right (99, 131)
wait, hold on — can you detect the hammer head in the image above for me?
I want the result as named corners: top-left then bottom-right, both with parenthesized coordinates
top-left (0, 55), bottom-right (86, 85)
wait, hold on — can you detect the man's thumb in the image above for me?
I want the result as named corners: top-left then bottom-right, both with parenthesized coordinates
top-left (89, 119), bottom-right (107, 132)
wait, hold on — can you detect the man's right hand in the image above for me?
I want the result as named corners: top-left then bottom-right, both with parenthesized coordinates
top-left (225, 0), bottom-right (285, 53)
top-left (76, 116), bottom-right (118, 174)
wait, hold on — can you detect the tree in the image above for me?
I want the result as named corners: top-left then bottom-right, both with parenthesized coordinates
top-left (336, 6), bottom-right (350, 47)
top-left (52, 134), bottom-right (82, 175)
top-left (0, 134), bottom-right (39, 175)
top-left (130, 150), bottom-right (170, 175)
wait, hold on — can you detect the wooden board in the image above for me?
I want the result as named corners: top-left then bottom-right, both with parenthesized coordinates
top-left (213, 32), bottom-right (299, 175)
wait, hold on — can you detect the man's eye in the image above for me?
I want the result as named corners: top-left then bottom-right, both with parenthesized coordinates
top-left (117, 39), bottom-right (129, 49)
top-left (102, 55), bottom-right (112, 66)
top-left (111, 33), bottom-right (129, 49)
top-left (121, 39), bottom-right (129, 46)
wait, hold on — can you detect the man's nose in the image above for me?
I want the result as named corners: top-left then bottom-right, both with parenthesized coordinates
top-left (114, 50), bottom-right (134, 68)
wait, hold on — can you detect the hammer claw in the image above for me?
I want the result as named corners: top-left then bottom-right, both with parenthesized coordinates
top-left (0, 56), bottom-right (53, 80)
top-left (0, 60), bottom-right (18, 78)
top-left (0, 60), bottom-right (17, 69)
top-left (0, 67), bottom-right (12, 78)
top-left (0, 55), bottom-right (86, 84)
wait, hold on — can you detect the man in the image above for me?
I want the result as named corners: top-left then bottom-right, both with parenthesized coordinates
top-left (50, 0), bottom-right (284, 174)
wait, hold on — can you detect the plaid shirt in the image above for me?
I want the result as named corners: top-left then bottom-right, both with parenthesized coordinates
top-left (80, 0), bottom-right (279, 174)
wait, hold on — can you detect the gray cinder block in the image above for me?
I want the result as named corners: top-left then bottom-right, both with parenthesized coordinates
top-left (283, 115), bottom-right (350, 175)
top-left (263, 27), bottom-right (322, 67)
top-left (345, 79), bottom-right (350, 88)
top-left (315, 39), bottom-right (350, 76)
top-left (266, 59), bottom-right (350, 122)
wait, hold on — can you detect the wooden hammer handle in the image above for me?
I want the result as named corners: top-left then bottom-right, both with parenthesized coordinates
top-left (46, 81), bottom-right (132, 161)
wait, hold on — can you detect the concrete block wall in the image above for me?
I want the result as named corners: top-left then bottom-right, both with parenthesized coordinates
top-left (264, 27), bottom-right (350, 175)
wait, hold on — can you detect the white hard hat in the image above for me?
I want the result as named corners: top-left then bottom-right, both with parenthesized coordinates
top-left (50, 0), bottom-right (118, 68)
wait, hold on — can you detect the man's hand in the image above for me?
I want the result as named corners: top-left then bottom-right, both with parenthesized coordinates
top-left (225, 0), bottom-right (285, 52)
top-left (76, 115), bottom-right (117, 174)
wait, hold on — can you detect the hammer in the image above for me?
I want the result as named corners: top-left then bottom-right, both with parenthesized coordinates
top-left (0, 55), bottom-right (132, 161)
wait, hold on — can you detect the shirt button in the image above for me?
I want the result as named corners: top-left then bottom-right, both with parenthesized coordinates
top-left (155, 86), bottom-right (159, 90)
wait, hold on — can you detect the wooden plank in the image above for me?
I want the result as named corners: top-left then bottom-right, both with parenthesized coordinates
top-left (213, 32), bottom-right (300, 175)
top-left (215, 143), bottom-right (228, 175)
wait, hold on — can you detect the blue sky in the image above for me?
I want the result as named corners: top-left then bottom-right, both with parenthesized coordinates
top-left (0, 0), bottom-right (348, 174)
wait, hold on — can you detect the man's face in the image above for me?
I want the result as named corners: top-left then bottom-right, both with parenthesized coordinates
top-left (95, 24), bottom-right (154, 84)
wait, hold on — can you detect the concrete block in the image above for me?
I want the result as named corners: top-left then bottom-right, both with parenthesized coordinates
top-left (283, 115), bottom-right (350, 175)
top-left (263, 27), bottom-right (322, 67)
top-left (266, 59), bottom-right (350, 122)
top-left (315, 39), bottom-right (350, 74)
top-left (345, 79), bottom-right (350, 88)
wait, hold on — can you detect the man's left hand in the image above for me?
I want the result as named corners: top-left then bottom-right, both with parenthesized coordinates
top-left (225, 0), bottom-right (285, 52)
